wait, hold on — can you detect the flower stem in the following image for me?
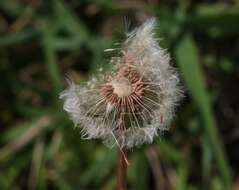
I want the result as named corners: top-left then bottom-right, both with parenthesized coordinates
top-left (117, 147), bottom-right (127, 190)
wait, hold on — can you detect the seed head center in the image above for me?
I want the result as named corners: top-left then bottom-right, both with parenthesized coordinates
top-left (111, 77), bottom-right (133, 97)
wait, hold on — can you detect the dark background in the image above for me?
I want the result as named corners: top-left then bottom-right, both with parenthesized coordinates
top-left (0, 0), bottom-right (239, 190)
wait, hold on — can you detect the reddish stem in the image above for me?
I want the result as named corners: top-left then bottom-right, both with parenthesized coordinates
top-left (117, 147), bottom-right (127, 190)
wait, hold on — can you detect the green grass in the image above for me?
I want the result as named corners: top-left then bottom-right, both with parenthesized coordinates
top-left (0, 1), bottom-right (238, 189)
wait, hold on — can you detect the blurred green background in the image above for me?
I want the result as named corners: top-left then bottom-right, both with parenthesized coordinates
top-left (0, 0), bottom-right (239, 190)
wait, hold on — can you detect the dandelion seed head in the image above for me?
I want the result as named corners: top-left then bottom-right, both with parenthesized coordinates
top-left (60, 18), bottom-right (183, 148)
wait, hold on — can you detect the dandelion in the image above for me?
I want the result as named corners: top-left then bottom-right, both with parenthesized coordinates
top-left (60, 18), bottom-right (183, 149)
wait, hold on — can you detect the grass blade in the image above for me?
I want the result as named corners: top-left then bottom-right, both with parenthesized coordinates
top-left (175, 35), bottom-right (232, 189)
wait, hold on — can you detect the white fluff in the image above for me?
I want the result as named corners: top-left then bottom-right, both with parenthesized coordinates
top-left (59, 18), bottom-right (183, 148)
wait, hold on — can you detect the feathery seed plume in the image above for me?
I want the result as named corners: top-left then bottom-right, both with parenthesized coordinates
top-left (60, 18), bottom-right (183, 148)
